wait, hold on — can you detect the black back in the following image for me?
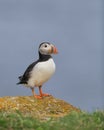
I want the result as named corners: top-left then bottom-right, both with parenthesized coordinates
top-left (17, 54), bottom-right (52, 85)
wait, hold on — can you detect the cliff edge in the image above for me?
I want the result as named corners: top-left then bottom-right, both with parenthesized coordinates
top-left (0, 96), bottom-right (80, 120)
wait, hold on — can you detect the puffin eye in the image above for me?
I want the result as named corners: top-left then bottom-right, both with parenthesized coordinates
top-left (44, 44), bottom-right (47, 48)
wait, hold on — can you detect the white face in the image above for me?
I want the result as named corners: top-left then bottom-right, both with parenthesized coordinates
top-left (39, 43), bottom-right (52, 55)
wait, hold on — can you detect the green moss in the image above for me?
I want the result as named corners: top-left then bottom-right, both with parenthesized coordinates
top-left (0, 111), bottom-right (104, 130)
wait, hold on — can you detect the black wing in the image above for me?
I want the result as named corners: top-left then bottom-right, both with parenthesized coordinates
top-left (17, 60), bottom-right (39, 84)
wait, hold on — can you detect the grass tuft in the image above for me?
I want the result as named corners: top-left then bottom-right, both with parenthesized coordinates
top-left (0, 110), bottom-right (104, 130)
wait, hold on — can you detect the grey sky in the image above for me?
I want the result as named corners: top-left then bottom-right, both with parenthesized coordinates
top-left (0, 0), bottom-right (103, 111)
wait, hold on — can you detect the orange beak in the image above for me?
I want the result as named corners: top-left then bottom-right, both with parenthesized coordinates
top-left (51, 45), bottom-right (58, 54)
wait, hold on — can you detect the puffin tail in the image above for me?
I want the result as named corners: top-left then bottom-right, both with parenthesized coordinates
top-left (16, 76), bottom-right (27, 85)
top-left (16, 76), bottom-right (23, 85)
top-left (16, 82), bottom-right (21, 85)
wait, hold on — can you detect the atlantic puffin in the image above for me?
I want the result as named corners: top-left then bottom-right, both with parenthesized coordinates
top-left (17, 42), bottom-right (58, 99)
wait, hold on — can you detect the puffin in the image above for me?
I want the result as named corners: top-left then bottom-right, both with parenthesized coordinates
top-left (17, 42), bottom-right (58, 99)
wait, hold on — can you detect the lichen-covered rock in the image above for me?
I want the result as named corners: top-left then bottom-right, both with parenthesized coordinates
top-left (0, 96), bottom-right (80, 120)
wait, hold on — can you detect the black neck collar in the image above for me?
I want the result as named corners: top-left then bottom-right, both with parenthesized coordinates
top-left (39, 52), bottom-right (52, 61)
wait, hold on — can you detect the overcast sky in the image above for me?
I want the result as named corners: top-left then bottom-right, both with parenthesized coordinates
top-left (0, 0), bottom-right (103, 111)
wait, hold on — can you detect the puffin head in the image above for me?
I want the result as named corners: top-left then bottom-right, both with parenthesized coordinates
top-left (39, 42), bottom-right (58, 55)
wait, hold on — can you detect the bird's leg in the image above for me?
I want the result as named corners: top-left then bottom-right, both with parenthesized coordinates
top-left (39, 86), bottom-right (50, 97)
top-left (31, 87), bottom-right (42, 99)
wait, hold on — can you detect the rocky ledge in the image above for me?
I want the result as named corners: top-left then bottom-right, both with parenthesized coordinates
top-left (0, 96), bottom-right (80, 120)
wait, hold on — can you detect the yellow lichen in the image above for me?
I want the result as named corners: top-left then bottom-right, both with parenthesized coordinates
top-left (0, 96), bottom-right (80, 119)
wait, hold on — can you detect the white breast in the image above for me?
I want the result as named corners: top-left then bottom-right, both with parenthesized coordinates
top-left (27, 58), bottom-right (56, 87)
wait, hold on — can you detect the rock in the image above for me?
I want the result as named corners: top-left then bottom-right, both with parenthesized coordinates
top-left (0, 96), bottom-right (80, 120)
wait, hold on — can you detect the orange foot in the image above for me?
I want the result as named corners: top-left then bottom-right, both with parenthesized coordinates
top-left (40, 93), bottom-right (51, 97)
top-left (34, 95), bottom-right (42, 99)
